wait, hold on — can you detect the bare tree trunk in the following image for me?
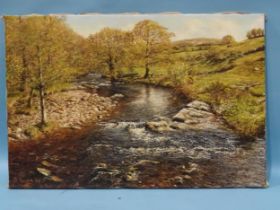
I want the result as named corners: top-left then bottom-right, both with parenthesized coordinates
top-left (144, 35), bottom-right (150, 79)
top-left (144, 63), bottom-right (150, 79)
top-left (37, 46), bottom-right (47, 126)
top-left (27, 88), bottom-right (34, 108)
top-left (38, 83), bottom-right (46, 126)
top-left (108, 59), bottom-right (115, 82)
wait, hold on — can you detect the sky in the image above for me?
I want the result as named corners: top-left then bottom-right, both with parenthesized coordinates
top-left (64, 13), bottom-right (264, 41)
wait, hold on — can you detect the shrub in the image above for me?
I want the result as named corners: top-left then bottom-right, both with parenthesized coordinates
top-left (221, 35), bottom-right (236, 45)
top-left (247, 28), bottom-right (265, 39)
top-left (202, 81), bottom-right (229, 106)
top-left (24, 121), bottom-right (58, 139)
top-left (222, 95), bottom-right (265, 138)
top-left (180, 83), bottom-right (195, 99)
top-left (25, 126), bottom-right (41, 139)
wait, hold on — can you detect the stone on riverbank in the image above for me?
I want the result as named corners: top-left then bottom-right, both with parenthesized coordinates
top-left (8, 89), bottom-right (120, 141)
top-left (110, 93), bottom-right (125, 99)
top-left (144, 100), bottom-right (227, 133)
top-left (171, 100), bottom-right (226, 130)
top-left (186, 100), bottom-right (211, 111)
top-left (172, 108), bottom-right (213, 122)
top-left (173, 100), bottom-right (211, 122)
top-left (37, 167), bottom-right (51, 176)
top-left (146, 120), bottom-right (172, 133)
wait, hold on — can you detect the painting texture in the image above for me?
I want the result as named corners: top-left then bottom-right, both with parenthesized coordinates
top-left (5, 14), bottom-right (266, 188)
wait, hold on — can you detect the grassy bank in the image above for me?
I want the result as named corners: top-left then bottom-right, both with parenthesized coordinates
top-left (119, 37), bottom-right (266, 138)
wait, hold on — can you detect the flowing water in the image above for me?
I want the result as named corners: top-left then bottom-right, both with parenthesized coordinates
top-left (9, 74), bottom-right (266, 188)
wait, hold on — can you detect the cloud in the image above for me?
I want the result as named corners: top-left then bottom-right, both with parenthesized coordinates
top-left (65, 14), bottom-right (264, 41)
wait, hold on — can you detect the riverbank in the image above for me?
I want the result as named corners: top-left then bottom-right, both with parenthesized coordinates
top-left (9, 83), bottom-right (266, 188)
top-left (117, 37), bottom-right (265, 138)
top-left (8, 87), bottom-right (123, 141)
top-left (119, 76), bottom-right (262, 139)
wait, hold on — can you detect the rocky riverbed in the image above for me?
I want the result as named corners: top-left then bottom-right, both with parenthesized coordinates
top-left (8, 87), bottom-right (124, 141)
top-left (8, 76), bottom-right (266, 188)
top-left (146, 100), bottom-right (228, 132)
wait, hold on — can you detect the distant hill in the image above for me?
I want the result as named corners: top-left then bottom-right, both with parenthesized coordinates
top-left (173, 38), bottom-right (222, 51)
top-left (173, 38), bottom-right (222, 46)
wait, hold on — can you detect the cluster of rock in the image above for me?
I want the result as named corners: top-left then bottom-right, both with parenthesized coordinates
top-left (88, 160), bottom-right (199, 187)
top-left (98, 100), bottom-right (227, 138)
top-left (8, 89), bottom-right (124, 141)
top-left (146, 100), bottom-right (227, 133)
top-left (86, 100), bottom-right (228, 186)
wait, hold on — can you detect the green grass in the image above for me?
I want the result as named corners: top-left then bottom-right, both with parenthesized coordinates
top-left (120, 37), bottom-right (266, 138)
top-left (186, 38), bottom-right (265, 138)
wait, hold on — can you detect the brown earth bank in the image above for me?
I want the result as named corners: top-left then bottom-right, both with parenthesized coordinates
top-left (9, 125), bottom-right (97, 188)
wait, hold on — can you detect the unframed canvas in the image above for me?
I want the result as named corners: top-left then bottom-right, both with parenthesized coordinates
top-left (5, 13), bottom-right (267, 188)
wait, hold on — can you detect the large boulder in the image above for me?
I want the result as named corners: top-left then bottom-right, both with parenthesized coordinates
top-left (173, 101), bottom-right (213, 123)
top-left (146, 120), bottom-right (171, 132)
top-left (110, 93), bottom-right (125, 100)
top-left (170, 121), bottom-right (189, 130)
top-left (186, 100), bottom-right (211, 112)
top-left (172, 108), bottom-right (211, 122)
top-left (170, 100), bottom-right (225, 130)
top-left (172, 108), bottom-right (189, 122)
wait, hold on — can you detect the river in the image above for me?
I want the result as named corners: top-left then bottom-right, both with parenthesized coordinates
top-left (9, 74), bottom-right (266, 188)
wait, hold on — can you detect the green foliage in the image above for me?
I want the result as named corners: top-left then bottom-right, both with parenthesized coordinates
top-left (247, 28), bottom-right (265, 39)
top-left (118, 35), bottom-right (265, 138)
top-left (221, 35), bottom-right (236, 45)
top-left (222, 95), bottom-right (265, 137)
top-left (5, 16), bottom-right (87, 125)
top-left (5, 16), bottom-right (82, 93)
top-left (132, 20), bottom-right (174, 78)
top-left (161, 37), bottom-right (265, 138)
top-left (24, 121), bottom-right (58, 139)
top-left (87, 28), bottom-right (132, 80)
top-left (201, 81), bottom-right (230, 106)
top-left (5, 16), bottom-right (265, 138)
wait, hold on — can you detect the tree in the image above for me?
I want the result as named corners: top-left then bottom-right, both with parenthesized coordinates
top-left (5, 16), bottom-right (29, 96)
top-left (221, 35), bottom-right (236, 45)
top-left (132, 20), bottom-right (173, 78)
top-left (5, 16), bottom-right (83, 126)
top-left (88, 28), bottom-right (131, 81)
top-left (247, 28), bottom-right (264, 39)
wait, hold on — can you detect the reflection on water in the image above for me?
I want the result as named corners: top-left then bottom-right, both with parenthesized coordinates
top-left (98, 82), bottom-right (188, 121)
top-left (131, 86), bottom-right (173, 116)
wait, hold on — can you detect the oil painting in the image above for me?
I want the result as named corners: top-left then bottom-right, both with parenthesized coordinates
top-left (5, 13), bottom-right (266, 188)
